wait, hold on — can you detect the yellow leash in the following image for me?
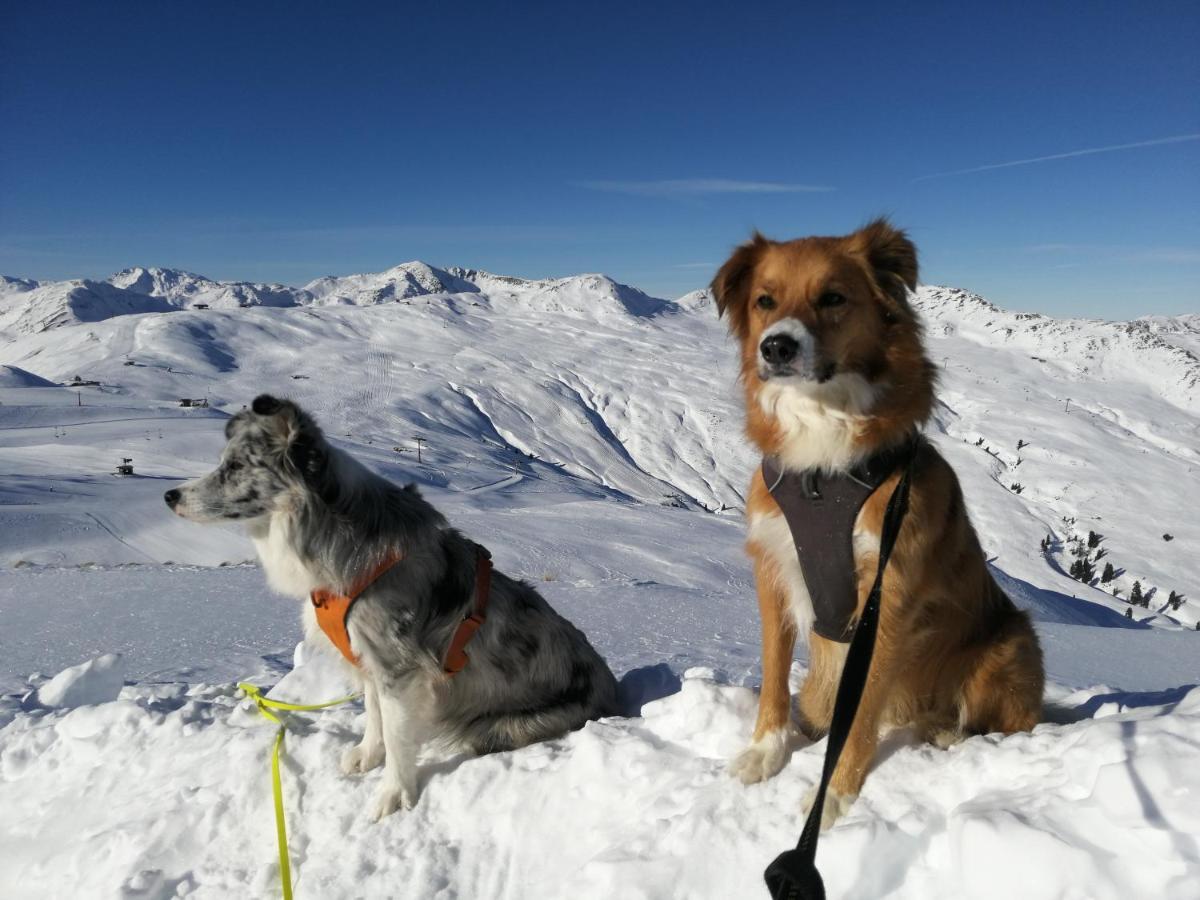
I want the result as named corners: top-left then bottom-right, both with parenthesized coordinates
top-left (238, 682), bottom-right (360, 900)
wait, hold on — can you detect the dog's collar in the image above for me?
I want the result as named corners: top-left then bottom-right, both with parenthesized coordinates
top-left (442, 546), bottom-right (493, 676)
top-left (311, 552), bottom-right (404, 666)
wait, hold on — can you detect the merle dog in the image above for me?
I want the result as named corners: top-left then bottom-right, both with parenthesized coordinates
top-left (167, 395), bottom-right (618, 818)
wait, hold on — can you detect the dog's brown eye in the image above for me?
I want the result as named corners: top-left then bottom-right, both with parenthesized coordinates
top-left (817, 292), bottom-right (846, 308)
top-left (756, 294), bottom-right (776, 310)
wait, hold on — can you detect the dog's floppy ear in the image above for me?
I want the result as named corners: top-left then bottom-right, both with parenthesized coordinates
top-left (287, 430), bottom-right (327, 481)
top-left (257, 398), bottom-right (327, 481)
top-left (252, 394), bottom-right (302, 434)
top-left (852, 218), bottom-right (918, 318)
top-left (251, 394), bottom-right (283, 416)
top-left (711, 233), bottom-right (767, 338)
top-left (250, 395), bottom-right (322, 474)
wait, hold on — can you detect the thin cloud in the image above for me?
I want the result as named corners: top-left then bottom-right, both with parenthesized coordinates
top-left (574, 178), bottom-right (834, 196)
top-left (1023, 242), bottom-right (1200, 265)
top-left (1126, 248), bottom-right (1200, 264)
top-left (915, 133), bottom-right (1200, 181)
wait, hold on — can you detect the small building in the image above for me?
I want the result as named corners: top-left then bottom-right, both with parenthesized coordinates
top-left (178, 398), bottom-right (210, 408)
top-left (193, 303), bottom-right (210, 310)
top-left (115, 458), bottom-right (134, 476)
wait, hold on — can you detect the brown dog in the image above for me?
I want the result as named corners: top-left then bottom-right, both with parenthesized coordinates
top-left (712, 219), bottom-right (1044, 828)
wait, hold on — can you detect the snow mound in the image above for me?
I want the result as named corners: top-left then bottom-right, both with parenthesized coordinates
top-left (34, 653), bottom-right (125, 708)
top-left (0, 365), bottom-right (56, 387)
top-left (2, 659), bottom-right (1198, 898)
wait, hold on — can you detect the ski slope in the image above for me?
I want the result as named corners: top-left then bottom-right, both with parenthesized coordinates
top-left (1, 264), bottom-right (1197, 898)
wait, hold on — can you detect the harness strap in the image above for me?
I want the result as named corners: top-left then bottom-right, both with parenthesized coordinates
top-left (763, 445), bottom-right (917, 900)
top-left (311, 551), bottom-right (403, 666)
top-left (443, 546), bottom-right (493, 675)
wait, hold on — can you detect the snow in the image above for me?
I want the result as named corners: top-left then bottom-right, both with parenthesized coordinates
top-left (0, 263), bottom-right (1197, 897)
top-left (3, 651), bottom-right (1197, 899)
top-left (33, 652), bottom-right (125, 708)
top-left (110, 267), bottom-right (304, 310)
top-left (0, 365), bottom-right (56, 388)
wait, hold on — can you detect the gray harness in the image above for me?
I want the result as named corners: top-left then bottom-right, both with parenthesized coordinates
top-left (762, 439), bottom-right (919, 642)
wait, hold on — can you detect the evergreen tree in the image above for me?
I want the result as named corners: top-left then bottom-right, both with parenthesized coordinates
top-left (1087, 531), bottom-right (1101, 549)
top-left (1083, 558), bottom-right (1096, 583)
top-left (1126, 607), bottom-right (1133, 619)
top-left (1070, 556), bottom-right (1096, 583)
top-left (1130, 580), bottom-right (1144, 606)
top-left (1101, 562), bottom-right (1115, 583)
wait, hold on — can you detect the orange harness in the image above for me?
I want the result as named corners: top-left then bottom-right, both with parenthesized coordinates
top-left (310, 546), bottom-right (493, 675)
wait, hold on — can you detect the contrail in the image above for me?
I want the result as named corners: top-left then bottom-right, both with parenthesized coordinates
top-left (914, 133), bottom-right (1200, 181)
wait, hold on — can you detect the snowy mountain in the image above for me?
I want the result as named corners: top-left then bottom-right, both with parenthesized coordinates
top-left (0, 267), bottom-right (1194, 622)
top-left (0, 262), bottom-right (676, 333)
top-left (110, 266), bottom-right (305, 310)
top-left (304, 261), bottom-right (477, 305)
top-left (0, 278), bottom-right (174, 334)
top-left (1, 265), bottom-right (1198, 898)
top-left (914, 285), bottom-right (1200, 412)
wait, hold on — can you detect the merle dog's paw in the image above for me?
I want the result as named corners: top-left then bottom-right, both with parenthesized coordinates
top-left (372, 781), bottom-right (417, 821)
top-left (729, 729), bottom-right (791, 784)
top-left (340, 741), bottom-right (384, 775)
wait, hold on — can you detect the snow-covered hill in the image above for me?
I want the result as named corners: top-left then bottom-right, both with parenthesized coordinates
top-left (1, 264), bottom-right (1197, 898)
top-left (304, 261), bottom-right (476, 305)
top-left (0, 262), bottom-right (679, 333)
top-left (110, 267), bottom-right (304, 310)
top-left (0, 278), bottom-right (174, 334)
top-left (914, 285), bottom-right (1200, 412)
top-left (0, 267), bottom-right (1194, 620)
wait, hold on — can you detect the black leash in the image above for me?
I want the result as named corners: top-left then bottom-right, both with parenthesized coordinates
top-left (764, 446), bottom-right (917, 900)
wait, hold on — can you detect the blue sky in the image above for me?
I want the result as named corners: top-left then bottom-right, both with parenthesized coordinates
top-left (1, 1), bottom-right (1197, 318)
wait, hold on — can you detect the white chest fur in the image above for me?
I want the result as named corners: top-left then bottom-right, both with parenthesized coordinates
top-left (252, 512), bottom-right (319, 599)
top-left (757, 374), bottom-right (878, 473)
top-left (748, 510), bottom-right (816, 641)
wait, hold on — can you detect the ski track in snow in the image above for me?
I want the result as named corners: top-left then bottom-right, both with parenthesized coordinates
top-left (1, 269), bottom-right (1198, 898)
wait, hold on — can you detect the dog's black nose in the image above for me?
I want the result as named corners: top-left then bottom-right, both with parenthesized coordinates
top-left (761, 334), bottom-right (799, 366)
top-left (164, 489), bottom-right (181, 508)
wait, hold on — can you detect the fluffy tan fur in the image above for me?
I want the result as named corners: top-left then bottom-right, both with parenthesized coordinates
top-left (714, 220), bottom-right (1044, 826)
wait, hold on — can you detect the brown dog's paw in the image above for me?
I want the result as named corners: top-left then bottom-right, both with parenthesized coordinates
top-left (729, 729), bottom-right (791, 784)
top-left (801, 785), bottom-right (857, 830)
